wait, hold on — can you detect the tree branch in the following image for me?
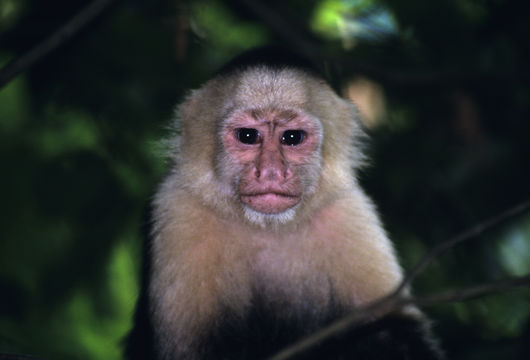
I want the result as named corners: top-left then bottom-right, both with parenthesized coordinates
top-left (269, 274), bottom-right (530, 360)
top-left (415, 274), bottom-right (530, 306)
top-left (0, 0), bottom-right (119, 89)
top-left (268, 199), bottom-right (530, 360)
top-left (394, 198), bottom-right (530, 296)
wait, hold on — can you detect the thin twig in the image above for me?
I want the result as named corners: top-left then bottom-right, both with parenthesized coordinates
top-left (394, 198), bottom-right (530, 296)
top-left (0, 0), bottom-right (118, 89)
top-left (415, 274), bottom-right (530, 306)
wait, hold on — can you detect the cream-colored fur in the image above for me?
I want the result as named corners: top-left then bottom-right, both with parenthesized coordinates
top-left (149, 66), bottom-right (405, 359)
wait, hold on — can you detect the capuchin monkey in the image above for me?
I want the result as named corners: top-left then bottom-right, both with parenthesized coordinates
top-left (125, 47), bottom-right (443, 360)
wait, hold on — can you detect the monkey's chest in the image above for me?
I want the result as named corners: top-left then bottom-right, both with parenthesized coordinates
top-left (206, 284), bottom-right (344, 360)
top-left (248, 245), bottom-right (333, 309)
top-left (201, 241), bottom-right (345, 358)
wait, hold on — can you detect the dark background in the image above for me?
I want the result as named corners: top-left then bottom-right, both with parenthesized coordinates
top-left (1, 0), bottom-right (529, 359)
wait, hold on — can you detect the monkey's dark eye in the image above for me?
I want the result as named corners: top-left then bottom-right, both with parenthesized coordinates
top-left (237, 128), bottom-right (259, 144)
top-left (281, 130), bottom-right (305, 146)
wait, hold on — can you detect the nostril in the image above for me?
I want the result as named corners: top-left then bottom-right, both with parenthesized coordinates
top-left (253, 167), bottom-right (261, 178)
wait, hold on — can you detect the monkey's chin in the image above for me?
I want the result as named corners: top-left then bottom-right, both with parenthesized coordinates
top-left (243, 206), bottom-right (298, 228)
top-left (240, 193), bottom-right (300, 215)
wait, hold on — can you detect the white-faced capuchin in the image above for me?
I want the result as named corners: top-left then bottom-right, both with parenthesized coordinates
top-left (125, 47), bottom-right (443, 360)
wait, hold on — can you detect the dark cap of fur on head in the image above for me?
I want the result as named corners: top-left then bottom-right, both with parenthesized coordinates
top-left (215, 46), bottom-right (325, 79)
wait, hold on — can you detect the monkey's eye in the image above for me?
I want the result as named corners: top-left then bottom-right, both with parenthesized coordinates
top-left (281, 130), bottom-right (305, 146)
top-left (236, 128), bottom-right (259, 144)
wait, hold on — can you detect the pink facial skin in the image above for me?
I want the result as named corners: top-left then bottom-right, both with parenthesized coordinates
top-left (222, 108), bottom-right (321, 214)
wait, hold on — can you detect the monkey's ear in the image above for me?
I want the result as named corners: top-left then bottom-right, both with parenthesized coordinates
top-left (175, 88), bottom-right (210, 136)
top-left (178, 89), bottom-right (202, 117)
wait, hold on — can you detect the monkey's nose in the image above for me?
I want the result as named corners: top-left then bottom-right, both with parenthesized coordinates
top-left (258, 166), bottom-right (284, 181)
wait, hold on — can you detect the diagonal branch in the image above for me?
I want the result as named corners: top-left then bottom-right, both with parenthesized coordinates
top-left (394, 198), bottom-right (530, 296)
top-left (269, 273), bottom-right (530, 360)
top-left (267, 199), bottom-right (530, 360)
top-left (0, 0), bottom-right (119, 89)
top-left (415, 274), bottom-right (530, 306)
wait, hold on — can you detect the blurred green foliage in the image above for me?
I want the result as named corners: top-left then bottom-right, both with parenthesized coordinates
top-left (0, 0), bottom-right (529, 359)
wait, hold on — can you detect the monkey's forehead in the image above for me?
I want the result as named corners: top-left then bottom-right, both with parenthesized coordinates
top-left (232, 67), bottom-right (314, 108)
top-left (198, 66), bottom-right (336, 117)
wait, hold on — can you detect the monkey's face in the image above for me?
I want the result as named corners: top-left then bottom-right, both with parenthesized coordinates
top-left (221, 107), bottom-right (322, 218)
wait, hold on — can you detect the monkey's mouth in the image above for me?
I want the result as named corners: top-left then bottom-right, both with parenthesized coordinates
top-left (240, 192), bottom-right (300, 214)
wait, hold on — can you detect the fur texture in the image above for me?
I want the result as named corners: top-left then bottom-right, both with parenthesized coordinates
top-left (125, 53), bottom-right (442, 360)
